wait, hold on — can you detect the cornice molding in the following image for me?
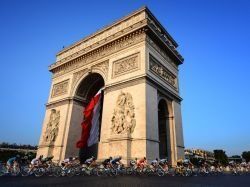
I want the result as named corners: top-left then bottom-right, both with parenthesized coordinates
top-left (53, 18), bottom-right (147, 67)
top-left (55, 6), bottom-right (148, 60)
top-left (51, 29), bottom-right (146, 78)
top-left (50, 7), bottom-right (183, 72)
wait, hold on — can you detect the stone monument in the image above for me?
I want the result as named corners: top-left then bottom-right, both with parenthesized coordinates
top-left (37, 6), bottom-right (185, 165)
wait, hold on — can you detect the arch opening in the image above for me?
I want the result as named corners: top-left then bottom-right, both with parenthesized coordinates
top-left (76, 73), bottom-right (105, 162)
top-left (158, 99), bottom-right (169, 159)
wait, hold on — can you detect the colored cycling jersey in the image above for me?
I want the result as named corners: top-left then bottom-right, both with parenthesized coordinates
top-left (62, 158), bottom-right (71, 163)
top-left (138, 159), bottom-right (146, 164)
top-left (130, 160), bottom-right (136, 166)
top-left (103, 158), bottom-right (111, 165)
top-left (7, 157), bottom-right (17, 165)
top-left (85, 158), bottom-right (94, 164)
top-left (151, 160), bottom-right (158, 165)
top-left (111, 158), bottom-right (121, 165)
top-left (31, 158), bottom-right (40, 165)
top-left (159, 159), bottom-right (167, 164)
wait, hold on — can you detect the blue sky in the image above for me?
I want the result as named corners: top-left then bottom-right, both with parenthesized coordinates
top-left (0, 0), bottom-right (249, 156)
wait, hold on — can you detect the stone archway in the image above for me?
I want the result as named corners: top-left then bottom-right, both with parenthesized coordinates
top-left (75, 73), bottom-right (105, 162)
top-left (37, 7), bottom-right (185, 165)
top-left (158, 99), bottom-right (169, 159)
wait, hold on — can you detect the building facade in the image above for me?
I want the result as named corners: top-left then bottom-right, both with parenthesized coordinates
top-left (37, 7), bottom-right (185, 165)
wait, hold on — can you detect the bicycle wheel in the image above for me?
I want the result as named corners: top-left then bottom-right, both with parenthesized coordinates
top-left (126, 167), bottom-right (133, 175)
top-left (66, 168), bottom-right (75, 177)
top-left (91, 168), bottom-right (98, 176)
top-left (21, 166), bottom-right (30, 177)
top-left (110, 168), bottom-right (117, 176)
top-left (96, 168), bottom-right (104, 177)
top-left (11, 166), bottom-right (20, 176)
top-left (156, 168), bottom-right (164, 177)
top-left (0, 165), bottom-right (7, 177)
top-left (53, 166), bottom-right (62, 177)
top-left (34, 168), bottom-right (44, 177)
top-left (74, 166), bottom-right (81, 176)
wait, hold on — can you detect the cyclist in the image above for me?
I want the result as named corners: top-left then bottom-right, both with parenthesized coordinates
top-left (6, 155), bottom-right (20, 173)
top-left (130, 158), bottom-right (137, 166)
top-left (102, 157), bottom-right (112, 169)
top-left (159, 158), bottom-right (169, 172)
top-left (61, 157), bottom-right (73, 170)
top-left (84, 156), bottom-right (96, 167)
top-left (151, 158), bottom-right (158, 166)
top-left (29, 155), bottom-right (43, 173)
top-left (137, 157), bottom-right (147, 169)
top-left (151, 158), bottom-right (159, 171)
top-left (111, 156), bottom-right (122, 169)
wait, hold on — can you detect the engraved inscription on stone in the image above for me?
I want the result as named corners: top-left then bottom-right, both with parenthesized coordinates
top-left (113, 53), bottom-right (139, 77)
top-left (51, 79), bottom-right (69, 98)
top-left (149, 55), bottom-right (177, 89)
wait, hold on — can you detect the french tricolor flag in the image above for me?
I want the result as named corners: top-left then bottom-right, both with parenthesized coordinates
top-left (76, 88), bottom-right (103, 149)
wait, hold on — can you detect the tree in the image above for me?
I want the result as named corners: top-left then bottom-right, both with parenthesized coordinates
top-left (242, 151), bottom-right (250, 162)
top-left (214, 150), bottom-right (228, 165)
top-left (231, 155), bottom-right (241, 158)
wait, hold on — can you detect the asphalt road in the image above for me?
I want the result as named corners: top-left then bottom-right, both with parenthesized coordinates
top-left (0, 175), bottom-right (250, 187)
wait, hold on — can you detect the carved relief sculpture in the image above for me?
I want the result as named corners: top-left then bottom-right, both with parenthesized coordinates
top-left (51, 30), bottom-right (145, 78)
top-left (51, 79), bottom-right (69, 98)
top-left (92, 60), bottom-right (109, 78)
top-left (71, 68), bottom-right (89, 91)
top-left (113, 53), bottom-right (139, 77)
top-left (149, 55), bottom-right (177, 90)
top-left (111, 92), bottom-right (136, 134)
top-left (44, 109), bottom-right (60, 144)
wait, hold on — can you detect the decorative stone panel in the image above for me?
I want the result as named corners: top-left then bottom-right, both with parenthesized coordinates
top-left (51, 79), bottom-right (69, 98)
top-left (112, 53), bottom-right (140, 78)
top-left (92, 60), bottom-right (109, 78)
top-left (111, 92), bottom-right (136, 134)
top-left (43, 109), bottom-right (60, 144)
top-left (51, 30), bottom-right (145, 78)
top-left (149, 55), bottom-right (177, 90)
top-left (71, 68), bottom-right (89, 92)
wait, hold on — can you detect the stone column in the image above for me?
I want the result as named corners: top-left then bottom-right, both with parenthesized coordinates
top-left (172, 101), bottom-right (185, 160)
top-left (98, 81), bottom-right (147, 164)
top-left (145, 83), bottom-right (159, 161)
top-left (37, 99), bottom-right (73, 162)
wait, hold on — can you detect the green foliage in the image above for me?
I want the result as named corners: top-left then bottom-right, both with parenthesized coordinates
top-left (0, 150), bottom-right (36, 162)
top-left (231, 155), bottom-right (241, 158)
top-left (213, 150), bottom-right (228, 166)
top-left (0, 142), bottom-right (37, 162)
top-left (189, 157), bottom-right (202, 166)
top-left (0, 142), bottom-right (37, 150)
top-left (242, 151), bottom-right (250, 162)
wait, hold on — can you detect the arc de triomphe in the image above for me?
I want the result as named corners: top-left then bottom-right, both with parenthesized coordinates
top-left (37, 7), bottom-right (185, 165)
